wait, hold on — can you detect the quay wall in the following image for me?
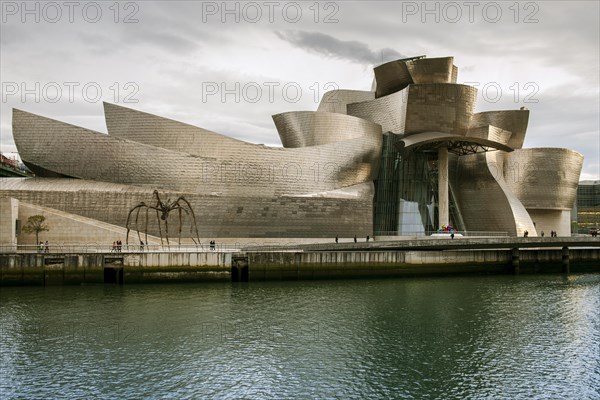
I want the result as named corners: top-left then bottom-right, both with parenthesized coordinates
top-left (0, 252), bottom-right (231, 286)
top-left (247, 249), bottom-right (599, 279)
top-left (1, 249), bottom-right (599, 286)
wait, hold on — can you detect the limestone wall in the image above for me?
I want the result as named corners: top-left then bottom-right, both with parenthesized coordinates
top-left (527, 209), bottom-right (572, 237)
top-left (0, 197), bottom-right (19, 251)
top-left (1, 179), bottom-right (375, 238)
top-left (16, 201), bottom-right (162, 246)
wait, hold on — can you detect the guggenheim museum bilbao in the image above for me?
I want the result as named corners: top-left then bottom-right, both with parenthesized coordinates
top-left (1, 56), bottom-right (584, 240)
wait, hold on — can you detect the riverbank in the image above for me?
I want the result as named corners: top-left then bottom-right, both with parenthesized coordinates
top-left (1, 238), bottom-right (599, 285)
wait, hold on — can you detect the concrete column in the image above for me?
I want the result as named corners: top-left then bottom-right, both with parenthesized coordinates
top-left (438, 147), bottom-right (449, 228)
top-left (511, 248), bottom-right (520, 274)
top-left (562, 247), bottom-right (570, 274)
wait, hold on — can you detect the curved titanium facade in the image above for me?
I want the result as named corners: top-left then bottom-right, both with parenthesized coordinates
top-left (15, 108), bottom-right (382, 197)
top-left (373, 60), bottom-right (413, 98)
top-left (316, 90), bottom-right (374, 114)
top-left (406, 57), bottom-right (456, 84)
top-left (13, 109), bottom-right (213, 193)
top-left (104, 102), bottom-right (249, 154)
top-left (272, 111), bottom-right (380, 148)
top-left (403, 84), bottom-right (477, 137)
top-left (4, 54), bottom-right (584, 239)
top-left (503, 148), bottom-right (583, 210)
top-left (347, 89), bottom-right (407, 134)
top-left (373, 57), bottom-right (457, 99)
top-left (466, 126), bottom-right (512, 146)
top-left (469, 110), bottom-right (529, 149)
top-left (449, 151), bottom-right (537, 236)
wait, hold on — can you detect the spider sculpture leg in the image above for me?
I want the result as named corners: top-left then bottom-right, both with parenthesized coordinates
top-left (125, 203), bottom-right (147, 246)
top-left (178, 206), bottom-right (183, 245)
top-left (154, 194), bottom-right (165, 246)
top-left (175, 197), bottom-right (201, 245)
top-left (164, 217), bottom-right (170, 246)
top-left (156, 208), bottom-right (164, 246)
top-left (152, 190), bottom-right (161, 205)
top-left (134, 205), bottom-right (144, 248)
top-left (144, 207), bottom-right (149, 246)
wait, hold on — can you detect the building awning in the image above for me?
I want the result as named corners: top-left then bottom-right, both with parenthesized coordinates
top-left (395, 131), bottom-right (514, 156)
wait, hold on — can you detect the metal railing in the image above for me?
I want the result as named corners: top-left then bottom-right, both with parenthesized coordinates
top-left (374, 231), bottom-right (510, 237)
top-left (0, 243), bottom-right (243, 254)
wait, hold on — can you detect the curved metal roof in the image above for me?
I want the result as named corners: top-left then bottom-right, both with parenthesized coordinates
top-left (395, 131), bottom-right (514, 155)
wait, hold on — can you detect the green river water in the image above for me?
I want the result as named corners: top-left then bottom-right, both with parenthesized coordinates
top-left (1, 274), bottom-right (599, 399)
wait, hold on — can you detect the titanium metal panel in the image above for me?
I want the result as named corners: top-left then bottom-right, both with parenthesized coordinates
top-left (347, 89), bottom-right (408, 134)
top-left (403, 84), bottom-right (477, 137)
top-left (316, 90), bottom-right (375, 114)
top-left (470, 110), bottom-right (529, 149)
top-left (373, 60), bottom-right (413, 98)
top-left (272, 111), bottom-right (381, 148)
top-left (406, 57), bottom-right (455, 84)
top-left (503, 148), bottom-right (583, 210)
top-left (449, 151), bottom-right (537, 236)
top-left (14, 108), bottom-right (382, 196)
top-left (466, 126), bottom-right (512, 146)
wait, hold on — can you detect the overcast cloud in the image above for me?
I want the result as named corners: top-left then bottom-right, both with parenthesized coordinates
top-left (0, 0), bottom-right (598, 179)
top-left (274, 30), bottom-right (407, 64)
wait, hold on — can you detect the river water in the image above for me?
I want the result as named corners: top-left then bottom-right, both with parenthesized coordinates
top-left (1, 274), bottom-right (599, 399)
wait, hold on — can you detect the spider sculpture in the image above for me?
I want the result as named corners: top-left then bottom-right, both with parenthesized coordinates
top-left (126, 190), bottom-right (201, 247)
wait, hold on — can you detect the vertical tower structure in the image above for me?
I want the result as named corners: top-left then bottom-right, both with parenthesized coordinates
top-left (321, 56), bottom-right (583, 236)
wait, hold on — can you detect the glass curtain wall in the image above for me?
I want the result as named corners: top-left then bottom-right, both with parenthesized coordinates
top-left (374, 133), bottom-right (435, 236)
top-left (374, 133), bottom-right (464, 236)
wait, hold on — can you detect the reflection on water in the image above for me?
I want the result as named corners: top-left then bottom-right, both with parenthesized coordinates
top-left (1, 275), bottom-right (599, 399)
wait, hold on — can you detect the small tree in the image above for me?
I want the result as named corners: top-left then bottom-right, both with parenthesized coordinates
top-left (22, 215), bottom-right (50, 244)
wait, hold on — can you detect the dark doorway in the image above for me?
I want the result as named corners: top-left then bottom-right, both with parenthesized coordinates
top-left (104, 268), bottom-right (117, 284)
top-left (104, 267), bottom-right (123, 284)
top-left (231, 266), bottom-right (240, 282)
top-left (241, 266), bottom-right (249, 282)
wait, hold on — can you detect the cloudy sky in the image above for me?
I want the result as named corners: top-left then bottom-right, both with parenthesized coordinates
top-left (1, 0), bottom-right (598, 179)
